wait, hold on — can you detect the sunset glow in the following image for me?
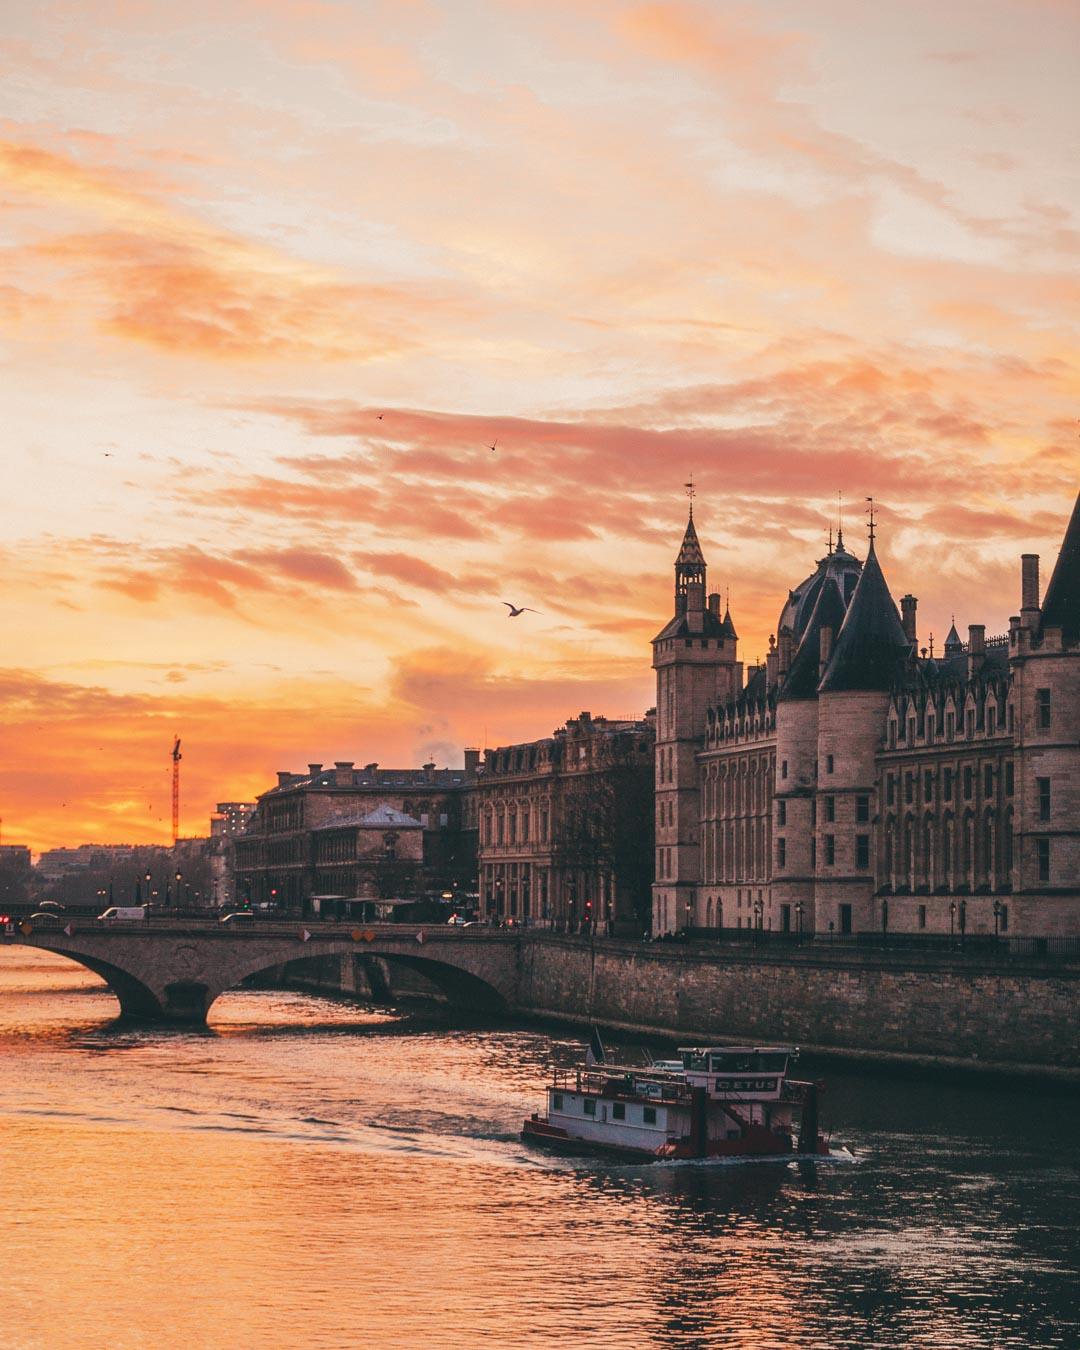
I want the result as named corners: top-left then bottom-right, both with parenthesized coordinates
top-left (3, 0), bottom-right (1078, 850)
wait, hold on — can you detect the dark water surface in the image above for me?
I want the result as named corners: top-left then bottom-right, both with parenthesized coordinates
top-left (0, 949), bottom-right (1076, 1349)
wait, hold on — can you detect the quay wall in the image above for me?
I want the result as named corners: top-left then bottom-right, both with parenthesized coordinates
top-left (514, 937), bottom-right (1079, 1075)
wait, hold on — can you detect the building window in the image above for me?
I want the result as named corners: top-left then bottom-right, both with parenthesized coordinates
top-left (856, 835), bottom-right (870, 870)
top-left (987, 706), bottom-right (996, 735)
top-left (1004, 762), bottom-right (1014, 796)
top-left (1036, 689), bottom-right (1051, 729)
top-left (966, 709), bottom-right (975, 738)
top-left (777, 838), bottom-right (786, 868)
top-left (905, 774), bottom-right (914, 805)
top-left (983, 765), bottom-right (994, 797)
top-left (643, 1106), bottom-right (657, 1125)
top-left (777, 800), bottom-right (787, 826)
top-left (924, 770), bottom-right (933, 801)
top-left (810, 838), bottom-right (817, 867)
top-left (1000, 905), bottom-right (1009, 932)
top-left (781, 760), bottom-right (788, 779)
top-left (908, 716), bottom-right (917, 743)
top-left (889, 722), bottom-right (897, 750)
top-left (584, 1099), bottom-right (596, 1116)
top-left (826, 754), bottom-right (834, 774)
top-left (946, 711), bottom-right (955, 742)
top-left (887, 776), bottom-right (896, 807)
top-left (918, 904), bottom-right (926, 929)
top-left (612, 1102), bottom-right (626, 1120)
top-left (553, 1094), bottom-right (563, 1110)
top-left (825, 796), bottom-right (835, 823)
top-left (944, 768), bottom-right (954, 801)
top-left (856, 795), bottom-right (870, 823)
top-left (1037, 837), bottom-right (1050, 883)
top-left (824, 835), bottom-right (835, 865)
top-left (963, 767), bottom-right (973, 801)
top-left (1037, 777), bottom-right (1051, 821)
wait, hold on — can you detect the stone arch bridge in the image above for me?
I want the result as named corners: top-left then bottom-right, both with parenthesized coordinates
top-left (2, 921), bottom-right (523, 1024)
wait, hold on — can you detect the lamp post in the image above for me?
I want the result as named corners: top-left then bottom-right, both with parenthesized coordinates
top-left (949, 900), bottom-right (956, 945)
top-left (959, 899), bottom-right (967, 950)
top-left (753, 898), bottom-right (763, 941)
top-left (175, 871), bottom-right (182, 910)
top-left (993, 899), bottom-right (1001, 943)
top-left (685, 898), bottom-right (693, 936)
top-left (144, 870), bottom-right (152, 910)
top-left (881, 897), bottom-right (889, 942)
top-left (795, 901), bottom-right (804, 945)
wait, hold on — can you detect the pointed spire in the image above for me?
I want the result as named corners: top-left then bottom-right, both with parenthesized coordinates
top-left (676, 512), bottom-right (706, 566)
top-left (819, 537), bottom-right (910, 692)
top-left (944, 618), bottom-right (963, 657)
top-left (1039, 489), bottom-right (1080, 644)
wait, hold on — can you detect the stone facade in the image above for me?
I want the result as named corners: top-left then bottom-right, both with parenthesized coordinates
top-left (233, 755), bottom-right (479, 913)
top-left (654, 492), bottom-right (1080, 939)
top-left (477, 711), bottom-right (655, 931)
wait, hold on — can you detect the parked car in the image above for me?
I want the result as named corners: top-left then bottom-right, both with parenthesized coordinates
top-left (219, 911), bottom-right (255, 925)
top-left (97, 906), bottom-right (148, 923)
top-left (28, 911), bottom-right (63, 927)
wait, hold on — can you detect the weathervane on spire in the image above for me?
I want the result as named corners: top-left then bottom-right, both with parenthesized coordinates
top-left (684, 474), bottom-right (696, 517)
top-left (837, 490), bottom-right (844, 549)
top-left (866, 496), bottom-right (876, 544)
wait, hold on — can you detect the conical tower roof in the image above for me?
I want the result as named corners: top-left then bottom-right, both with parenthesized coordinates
top-left (721, 605), bottom-right (737, 640)
top-left (779, 575), bottom-right (847, 700)
top-left (1040, 489), bottom-right (1080, 644)
top-left (819, 542), bottom-right (911, 692)
top-left (943, 620), bottom-right (963, 656)
top-left (676, 512), bottom-right (706, 566)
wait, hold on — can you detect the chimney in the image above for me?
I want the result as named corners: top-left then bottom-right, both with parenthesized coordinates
top-left (778, 628), bottom-right (793, 675)
top-left (900, 594), bottom-right (918, 647)
top-left (765, 634), bottom-right (778, 689)
top-left (334, 760), bottom-right (355, 787)
top-left (276, 771), bottom-right (292, 787)
top-left (1021, 554), bottom-right (1040, 627)
top-left (423, 761), bottom-right (435, 783)
top-left (307, 763), bottom-right (323, 777)
top-left (464, 747), bottom-right (480, 779)
top-left (967, 624), bottom-right (985, 677)
top-left (708, 592), bottom-right (721, 617)
top-left (364, 762), bottom-right (379, 774)
top-left (819, 625), bottom-right (834, 677)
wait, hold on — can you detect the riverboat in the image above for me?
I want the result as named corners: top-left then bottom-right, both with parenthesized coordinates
top-left (521, 1042), bottom-right (830, 1161)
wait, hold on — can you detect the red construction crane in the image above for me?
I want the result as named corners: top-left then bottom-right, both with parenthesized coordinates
top-left (171, 737), bottom-right (182, 845)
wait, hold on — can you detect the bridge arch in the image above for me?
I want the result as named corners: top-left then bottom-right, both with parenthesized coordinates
top-left (6, 930), bottom-right (518, 1025)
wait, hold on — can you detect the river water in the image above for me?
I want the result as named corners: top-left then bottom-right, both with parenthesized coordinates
top-left (0, 949), bottom-right (1075, 1350)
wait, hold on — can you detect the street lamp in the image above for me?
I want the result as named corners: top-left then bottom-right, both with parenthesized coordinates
top-left (753, 898), bottom-right (763, 940)
top-left (685, 899), bottom-right (693, 935)
top-left (175, 871), bottom-right (182, 909)
top-left (949, 900), bottom-right (956, 944)
top-left (993, 899), bottom-right (1001, 942)
top-left (881, 897), bottom-right (889, 941)
top-left (959, 899), bottom-right (967, 950)
top-left (144, 870), bottom-right (152, 908)
top-left (795, 901), bottom-right (804, 944)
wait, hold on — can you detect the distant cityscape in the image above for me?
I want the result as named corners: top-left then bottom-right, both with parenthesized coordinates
top-left (3, 490), bottom-right (1077, 945)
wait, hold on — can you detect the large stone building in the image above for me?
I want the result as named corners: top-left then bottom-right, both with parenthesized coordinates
top-left (232, 756), bottom-right (479, 913)
top-left (653, 492), bottom-right (1080, 939)
top-left (477, 711), bottom-right (655, 932)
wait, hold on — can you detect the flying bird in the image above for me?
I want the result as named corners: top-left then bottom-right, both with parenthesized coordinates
top-left (488, 438), bottom-right (498, 453)
top-left (503, 602), bottom-right (539, 617)
top-left (376, 413), bottom-right (384, 420)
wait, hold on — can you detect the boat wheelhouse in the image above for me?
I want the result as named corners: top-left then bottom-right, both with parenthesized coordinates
top-left (522, 1044), bottom-right (829, 1161)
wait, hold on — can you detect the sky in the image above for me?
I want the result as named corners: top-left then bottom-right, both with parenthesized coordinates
top-left (2, 0), bottom-right (1078, 851)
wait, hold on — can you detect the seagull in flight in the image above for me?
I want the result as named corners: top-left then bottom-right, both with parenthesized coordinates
top-left (489, 438), bottom-right (498, 453)
top-left (503, 602), bottom-right (539, 617)
top-left (376, 413), bottom-right (384, 420)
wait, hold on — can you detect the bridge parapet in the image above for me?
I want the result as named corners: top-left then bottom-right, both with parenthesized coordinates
top-left (1, 923), bottom-right (521, 1024)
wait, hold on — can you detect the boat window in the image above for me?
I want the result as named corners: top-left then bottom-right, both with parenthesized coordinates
top-left (552, 1094), bottom-right (563, 1110)
top-left (756, 1054), bottom-right (788, 1071)
top-left (583, 1099), bottom-right (596, 1116)
top-left (612, 1102), bottom-right (626, 1120)
top-left (710, 1054), bottom-right (753, 1072)
top-left (643, 1106), bottom-right (657, 1125)
top-left (682, 1052), bottom-right (708, 1070)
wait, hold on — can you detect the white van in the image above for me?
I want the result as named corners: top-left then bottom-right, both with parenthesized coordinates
top-left (96, 906), bottom-right (148, 923)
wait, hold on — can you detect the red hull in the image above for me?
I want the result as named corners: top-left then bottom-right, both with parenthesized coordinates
top-left (521, 1114), bottom-right (829, 1162)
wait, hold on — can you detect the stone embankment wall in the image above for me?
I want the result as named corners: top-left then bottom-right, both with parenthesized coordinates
top-left (516, 937), bottom-right (1078, 1075)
